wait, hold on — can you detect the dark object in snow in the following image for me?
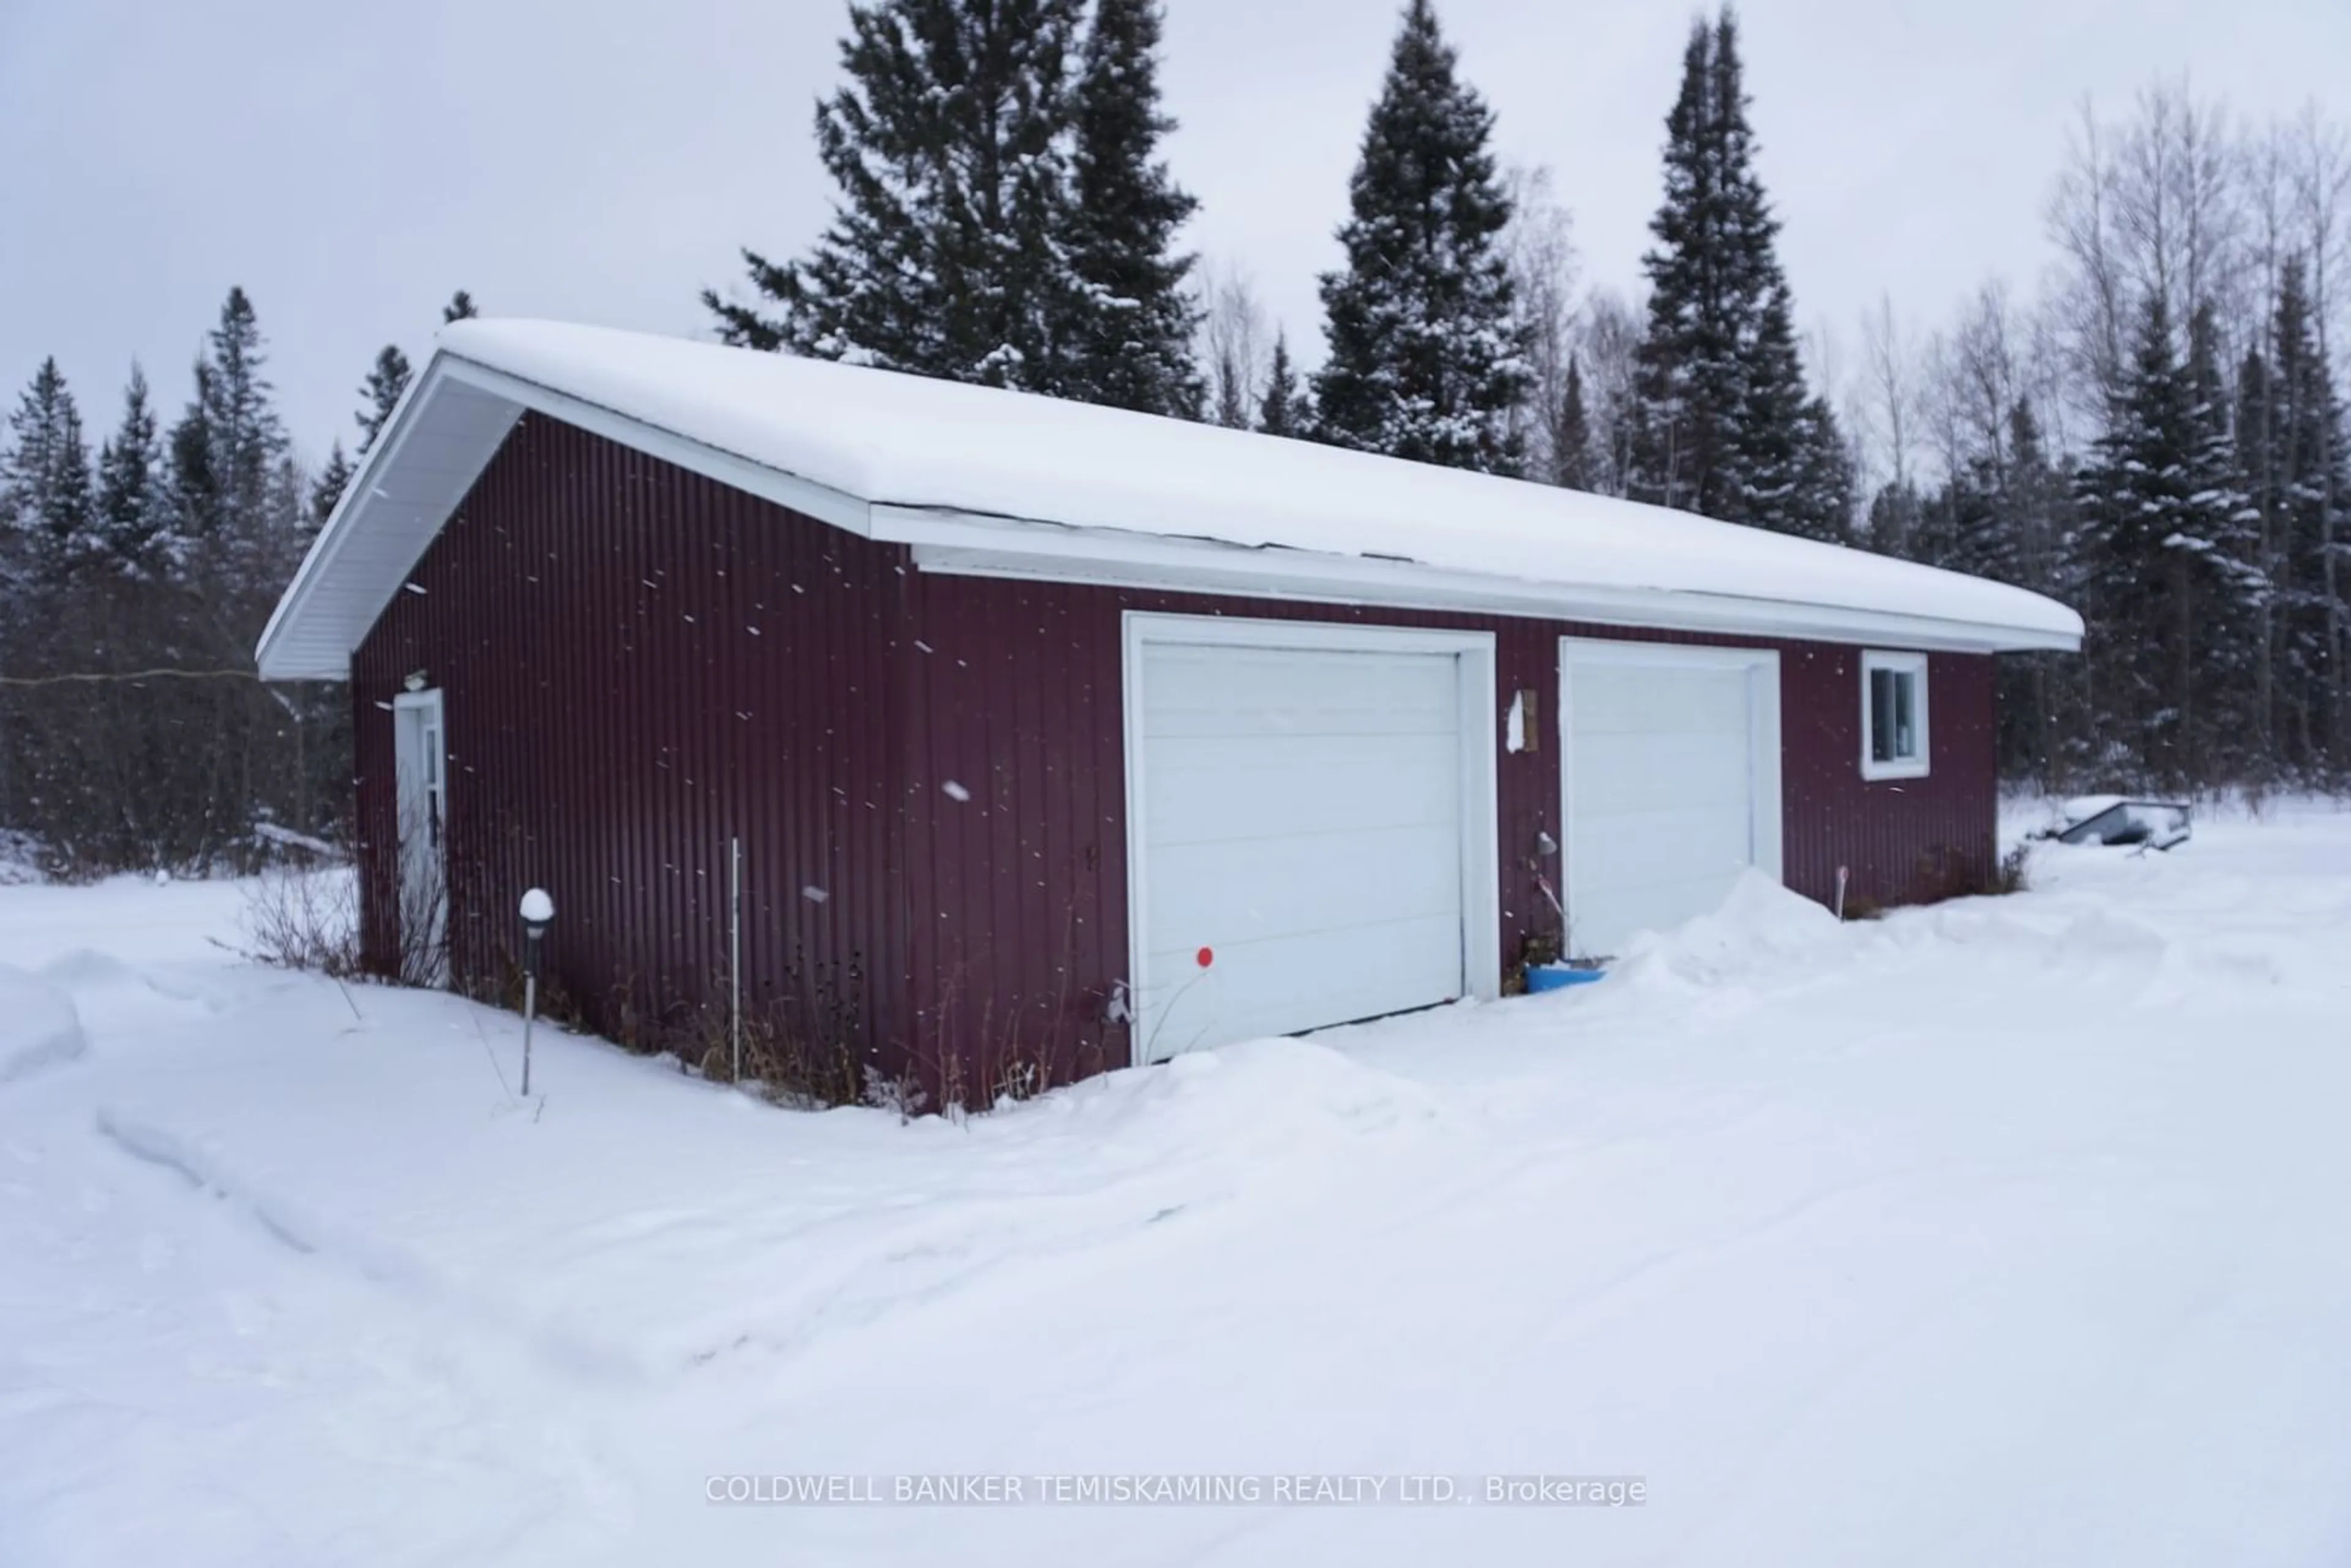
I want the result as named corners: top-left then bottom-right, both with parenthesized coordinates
top-left (2038, 798), bottom-right (2192, 852)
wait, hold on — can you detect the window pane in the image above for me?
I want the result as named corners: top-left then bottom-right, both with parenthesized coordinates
top-left (1870, 669), bottom-right (1897, 762)
top-left (1892, 674), bottom-right (1914, 758)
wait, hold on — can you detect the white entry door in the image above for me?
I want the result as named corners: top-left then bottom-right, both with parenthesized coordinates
top-left (391, 688), bottom-right (449, 982)
top-left (1559, 640), bottom-right (1782, 960)
top-left (1125, 616), bottom-right (1499, 1062)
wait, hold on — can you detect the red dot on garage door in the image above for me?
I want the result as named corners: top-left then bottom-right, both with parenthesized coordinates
top-left (1196, 947), bottom-right (1215, 969)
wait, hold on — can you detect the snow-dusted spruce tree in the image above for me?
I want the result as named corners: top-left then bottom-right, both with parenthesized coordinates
top-left (1737, 279), bottom-right (1852, 542)
top-left (1629, 15), bottom-right (1750, 517)
top-left (703, 0), bottom-right (1089, 394)
top-left (1310, 0), bottom-right (1528, 474)
top-left (2239, 258), bottom-right (2351, 778)
top-left (356, 345), bottom-right (412, 455)
top-left (182, 288), bottom-right (301, 596)
top-left (1065, 0), bottom-right (1201, 416)
top-left (2072, 293), bottom-right (2263, 786)
top-left (92, 366), bottom-right (172, 580)
top-left (310, 442), bottom-right (354, 528)
top-left (1979, 400), bottom-right (2074, 778)
top-left (1257, 332), bottom-right (1311, 437)
top-left (1, 358), bottom-right (95, 587)
top-left (441, 290), bottom-right (478, 324)
top-left (1629, 9), bottom-right (1846, 539)
top-left (1552, 355), bottom-right (1593, 491)
top-left (2181, 299), bottom-right (2267, 776)
top-left (162, 362), bottom-right (221, 560)
top-left (315, 340), bottom-right (418, 525)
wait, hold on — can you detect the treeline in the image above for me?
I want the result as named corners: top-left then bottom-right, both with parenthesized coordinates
top-left (5, 1), bottom-right (2345, 881)
top-left (1848, 99), bottom-right (2351, 790)
top-left (711, 0), bottom-right (2350, 792)
top-left (0, 291), bottom-right (475, 877)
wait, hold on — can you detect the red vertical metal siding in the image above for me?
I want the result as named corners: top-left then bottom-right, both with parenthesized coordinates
top-left (353, 414), bottom-right (2001, 1097)
top-left (351, 414), bottom-right (907, 1066)
top-left (1778, 644), bottom-right (1999, 911)
top-left (898, 580), bottom-right (2000, 1081)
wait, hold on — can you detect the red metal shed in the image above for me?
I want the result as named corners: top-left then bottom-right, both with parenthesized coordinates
top-left (258, 322), bottom-right (2080, 1102)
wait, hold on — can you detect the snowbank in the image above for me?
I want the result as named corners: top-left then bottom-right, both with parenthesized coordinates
top-left (0, 964), bottom-right (84, 1082)
top-left (1609, 867), bottom-right (1846, 989)
top-left (8, 810), bottom-right (2351, 1567)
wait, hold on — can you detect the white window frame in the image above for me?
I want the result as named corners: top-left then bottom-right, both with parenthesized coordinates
top-left (1859, 650), bottom-right (1931, 781)
top-left (1120, 612), bottom-right (1502, 1062)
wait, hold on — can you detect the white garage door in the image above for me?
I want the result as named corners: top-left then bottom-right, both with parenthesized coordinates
top-left (1127, 619), bottom-right (1498, 1062)
top-left (1561, 640), bottom-right (1782, 961)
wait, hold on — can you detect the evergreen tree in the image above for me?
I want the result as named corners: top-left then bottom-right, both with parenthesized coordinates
top-left (2243, 258), bottom-right (2351, 773)
top-left (442, 290), bottom-right (478, 324)
top-left (1257, 332), bottom-right (1310, 437)
top-left (164, 362), bottom-right (223, 557)
top-left (1783, 391), bottom-right (1855, 543)
top-left (1998, 399), bottom-right (2074, 780)
top-left (358, 345), bottom-right (413, 454)
top-left (199, 288), bottom-right (290, 549)
top-left (1628, 9), bottom-right (1828, 538)
top-left (311, 441), bottom-right (354, 528)
top-left (1310, 0), bottom-right (1528, 474)
top-left (703, 0), bottom-right (1087, 395)
top-left (2237, 336), bottom-right (2284, 762)
top-left (2071, 293), bottom-right (2257, 785)
top-left (2183, 300), bottom-right (2265, 775)
top-left (1212, 353), bottom-right (1251, 427)
top-left (93, 366), bottom-right (170, 579)
top-left (1553, 354), bottom-right (1593, 489)
top-left (1866, 478), bottom-right (1926, 562)
top-left (2006, 400), bottom-right (2065, 590)
top-left (1, 358), bottom-right (96, 583)
top-left (1065, 0), bottom-right (1201, 416)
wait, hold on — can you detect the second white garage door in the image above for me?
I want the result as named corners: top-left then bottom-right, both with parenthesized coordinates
top-left (1126, 617), bottom-right (1498, 1062)
top-left (1561, 639), bottom-right (1783, 961)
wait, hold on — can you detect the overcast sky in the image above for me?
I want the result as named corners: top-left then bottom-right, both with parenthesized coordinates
top-left (3, 0), bottom-right (2347, 463)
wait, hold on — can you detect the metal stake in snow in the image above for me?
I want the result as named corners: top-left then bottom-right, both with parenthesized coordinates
top-left (519, 888), bottom-right (555, 1097)
top-left (729, 837), bottom-right (743, 1084)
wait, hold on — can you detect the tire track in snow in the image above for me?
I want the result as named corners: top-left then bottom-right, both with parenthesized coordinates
top-left (0, 966), bottom-right (88, 1086)
top-left (88, 1106), bottom-right (642, 1384)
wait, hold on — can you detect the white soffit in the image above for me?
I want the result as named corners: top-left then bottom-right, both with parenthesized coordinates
top-left (255, 366), bottom-right (522, 680)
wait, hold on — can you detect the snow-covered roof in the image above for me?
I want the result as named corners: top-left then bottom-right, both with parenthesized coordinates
top-left (257, 320), bottom-right (2082, 678)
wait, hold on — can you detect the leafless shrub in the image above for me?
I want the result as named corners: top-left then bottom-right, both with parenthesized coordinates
top-left (241, 860), bottom-right (362, 975)
top-left (366, 800), bottom-right (450, 988)
top-left (624, 980), bottom-right (870, 1111)
top-left (1985, 843), bottom-right (2034, 896)
top-left (861, 1063), bottom-right (929, 1122)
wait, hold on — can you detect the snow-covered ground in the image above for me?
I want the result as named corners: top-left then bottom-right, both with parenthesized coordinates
top-left (5, 805), bottom-right (2351, 1567)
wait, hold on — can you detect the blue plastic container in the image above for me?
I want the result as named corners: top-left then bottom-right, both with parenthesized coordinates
top-left (1525, 964), bottom-right (1606, 994)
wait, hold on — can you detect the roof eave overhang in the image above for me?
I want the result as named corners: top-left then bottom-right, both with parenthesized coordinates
top-left (877, 506), bottom-right (2083, 655)
top-left (255, 356), bottom-right (514, 681)
top-left (258, 353), bottom-right (2082, 680)
top-left (255, 352), bottom-right (877, 681)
